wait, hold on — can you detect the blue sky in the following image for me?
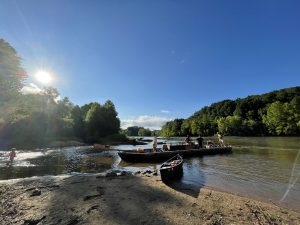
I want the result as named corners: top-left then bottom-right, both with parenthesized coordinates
top-left (1, 0), bottom-right (300, 129)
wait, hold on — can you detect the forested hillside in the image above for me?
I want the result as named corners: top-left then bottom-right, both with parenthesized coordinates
top-left (0, 39), bottom-right (123, 148)
top-left (161, 87), bottom-right (300, 137)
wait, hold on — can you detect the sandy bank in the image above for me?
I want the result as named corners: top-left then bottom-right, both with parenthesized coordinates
top-left (0, 173), bottom-right (299, 225)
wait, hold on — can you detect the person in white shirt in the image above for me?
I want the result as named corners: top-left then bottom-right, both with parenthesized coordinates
top-left (152, 136), bottom-right (158, 152)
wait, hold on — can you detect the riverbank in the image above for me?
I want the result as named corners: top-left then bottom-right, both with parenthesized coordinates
top-left (1, 173), bottom-right (299, 225)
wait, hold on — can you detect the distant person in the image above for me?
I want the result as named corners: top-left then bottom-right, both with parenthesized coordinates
top-left (184, 135), bottom-right (191, 145)
top-left (196, 135), bottom-right (203, 148)
top-left (217, 132), bottom-right (224, 145)
top-left (152, 135), bottom-right (157, 152)
top-left (7, 148), bottom-right (16, 166)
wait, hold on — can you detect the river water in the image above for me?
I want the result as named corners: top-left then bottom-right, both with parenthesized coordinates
top-left (0, 136), bottom-right (299, 211)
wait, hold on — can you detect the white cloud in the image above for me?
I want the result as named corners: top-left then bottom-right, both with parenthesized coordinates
top-left (160, 109), bottom-right (170, 114)
top-left (21, 83), bottom-right (42, 95)
top-left (121, 115), bottom-right (173, 130)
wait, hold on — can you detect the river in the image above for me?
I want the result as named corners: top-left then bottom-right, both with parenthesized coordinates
top-left (0, 136), bottom-right (299, 211)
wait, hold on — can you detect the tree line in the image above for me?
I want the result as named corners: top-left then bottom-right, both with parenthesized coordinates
top-left (122, 126), bottom-right (159, 137)
top-left (0, 38), bottom-right (123, 149)
top-left (161, 87), bottom-right (300, 137)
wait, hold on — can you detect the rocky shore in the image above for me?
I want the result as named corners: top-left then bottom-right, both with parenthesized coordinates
top-left (0, 172), bottom-right (299, 225)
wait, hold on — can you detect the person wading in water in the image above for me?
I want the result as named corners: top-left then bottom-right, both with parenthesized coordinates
top-left (7, 148), bottom-right (17, 166)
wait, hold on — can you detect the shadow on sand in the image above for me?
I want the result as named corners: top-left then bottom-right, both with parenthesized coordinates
top-left (1, 174), bottom-right (187, 225)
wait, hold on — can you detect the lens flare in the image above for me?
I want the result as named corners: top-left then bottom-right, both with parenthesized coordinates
top-left (280, 149), bottom-right (300, 202)
top-left (35, 70), bottom-right (52, 84)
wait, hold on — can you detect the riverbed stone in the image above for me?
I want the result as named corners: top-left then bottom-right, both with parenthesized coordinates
top-left (30, 188), bottom-right (41, 197)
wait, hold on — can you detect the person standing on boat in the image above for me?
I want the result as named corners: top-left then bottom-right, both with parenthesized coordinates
top-left (217, 132), bottom-right (224, 145)
top-left (196, 135), bottom-right (203, 148)
top-left (184, 135), bottom-right (191, 145)
top-left (152, 135), bottom-right (157, 152)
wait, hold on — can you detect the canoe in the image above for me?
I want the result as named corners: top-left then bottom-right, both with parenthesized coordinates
top-left (118, 146), bottom-right (232, 162)
top-left (160, 154), bottom-right (183, 181)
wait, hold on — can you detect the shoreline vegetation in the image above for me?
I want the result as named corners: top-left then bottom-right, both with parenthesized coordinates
top-left (159, 87), bottom-right (300, 138)
top-left (1, 172), bottom-right (299, 225)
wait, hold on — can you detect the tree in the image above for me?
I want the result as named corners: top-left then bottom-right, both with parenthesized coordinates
top-left (160, 119), bottom-right (184, 137)
top-left (138, 127), bottom-right (151, 136)
top-left (43, 87), bottom-right (60, 103)
top-left (85, 103), bottom-right (102, 142)
top-left (180, 120), bottom-right (192, 136)
top-left (125, 126), bottom-right (140, 136)
top-left (263, 101), bottom-right (299, 135)
top-left (71, 105), bottom-right (85, 139)
top-left (84, 101), bottom-right (121, 142)
top-left (102, 100), bottom-right (120, 135)
top-left (217, 116), bottom-right (243, 135)
top-left (0, 39), bottom-right (27, 105)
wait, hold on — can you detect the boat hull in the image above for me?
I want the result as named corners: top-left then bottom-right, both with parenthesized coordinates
top-left (160, 155), bottom-right (183, 181)
top-left (160, 166), bottom-right (183, 180)
top-left (118, 147), bottom-right (232, 162)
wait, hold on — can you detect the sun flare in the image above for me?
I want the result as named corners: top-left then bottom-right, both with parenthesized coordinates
top-left (35, 70), bottom-right (52, 85)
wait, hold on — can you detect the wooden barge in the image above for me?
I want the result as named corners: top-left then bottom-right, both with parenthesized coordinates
top-left (118, 146), bottom-right (232, 162)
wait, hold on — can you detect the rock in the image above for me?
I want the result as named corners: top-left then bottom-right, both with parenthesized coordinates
top-left (23, 216), bottom-right (45, 225)
top-left (83, 194), bottom-right (102, 201)
top-left (105, 172), bottom-right (118, 177)
top-left (30, 188), bottom-right (41, 197)
top-left (118, 171), bottom-right (131, 176)
top-left (134, 171), bottom-right (141, 175)
top-left (87, 205), bottom-right (99, 214)
top-left (152, 171), bottom-right (158, 176)
top-left (142, 170), bottom-right (152, 175)
top-left (66, 217), bottom-right (79, 225)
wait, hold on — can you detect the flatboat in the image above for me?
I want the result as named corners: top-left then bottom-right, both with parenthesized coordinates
top-left (118, 145), bottom-right (232, 162)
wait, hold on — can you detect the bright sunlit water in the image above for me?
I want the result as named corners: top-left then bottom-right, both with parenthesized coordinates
top-left (0, 136), bottom-right (299, 211)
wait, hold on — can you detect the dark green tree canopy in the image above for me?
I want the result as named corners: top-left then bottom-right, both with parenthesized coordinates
top-left (0, 39), bottom-right (26, 105)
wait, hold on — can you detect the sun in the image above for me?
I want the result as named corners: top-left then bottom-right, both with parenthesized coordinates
top-left (35, 70), bottom-right (52, 85)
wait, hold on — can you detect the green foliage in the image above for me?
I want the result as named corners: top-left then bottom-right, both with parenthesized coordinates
top-left (161, 87), bottom-right (300, 137)
top-left (84, 101), bottom-right (120, 143)
top-left (0, 87), bottom-right (122, 148)
top-left (0, 39), bottom-right (26, 106)
top-left (124, 126), bottom-right (140, 136)
top-left (217, 116), bottom-right (243, 135)
top-left (263, 101), bottom-right (299, 135)
top-left (71, 105), bottom-right (85, 139)
top-left (161, 119), bottom-right (184, 137)
top-left (123, 126), bottom-right (153, 137)
top-left (137, 127), bottom-right (152, 136)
